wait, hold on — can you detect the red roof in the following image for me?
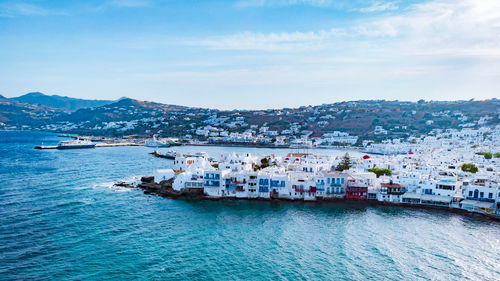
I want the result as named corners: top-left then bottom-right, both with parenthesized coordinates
top-left (381, 183), bottom-right (404, 188)
top-left (363, 155), bottom-right (370, 159)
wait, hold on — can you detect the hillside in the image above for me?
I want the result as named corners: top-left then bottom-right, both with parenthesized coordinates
top-left (1, 94), bottom-right (498, 143)
top-left (49, 99), bottom-right (500, 141)
top-left (12, 92), bottom-right (114, 111)
top-left (0, 95), bottom-right (66, 127)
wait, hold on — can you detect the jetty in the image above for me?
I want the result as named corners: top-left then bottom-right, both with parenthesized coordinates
top-left (35, 142), bottom-right (141, 149)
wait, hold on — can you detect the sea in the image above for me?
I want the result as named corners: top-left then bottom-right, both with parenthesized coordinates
top-left (0, 131), bottom-right (499, 280)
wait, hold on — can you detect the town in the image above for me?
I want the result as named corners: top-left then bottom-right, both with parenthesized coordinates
top-left (148, 125), bottom-right (500, 219)
top-left (1, 94), bottom-right (498, 150)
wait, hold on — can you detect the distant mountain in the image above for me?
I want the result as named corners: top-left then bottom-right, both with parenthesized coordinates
top-left (57, 98), bottom-right (188, 123)
top-left (12, 92), bottom-right (114, 111)
top-left (0, 95), bottom-right (66, 126)
top-left (1, 95), bottom-right (499, 140)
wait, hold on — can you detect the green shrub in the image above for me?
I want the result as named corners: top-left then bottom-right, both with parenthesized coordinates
top-left (461, 163), bottom-right (478, 173)
top-left (368, 168), bottom-right (392, 178)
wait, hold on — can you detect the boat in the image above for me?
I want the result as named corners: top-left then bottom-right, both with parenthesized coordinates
top-left (168, 140), bottom-right (182, 146)
top-left (57, 139), bottom-right (95, 149)
top-left (144, 135), bottom-right (171, 148)
top-left (150, 149), bottom-right (176, 159)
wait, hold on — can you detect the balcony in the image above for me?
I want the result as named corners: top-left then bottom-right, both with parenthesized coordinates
top-left (271, 181), bottom-right (285, 188)
top-left (347, 186), bottom-right (368, 193)
top-left (387, 188), bottom-right (406, 195)
top-left (204, 181), bottom-right (220, 187)
top-left (232, 180), bottom-right (246, 184)
top-left (465, 197), bottom-right (495, 202)
top-left (326, 188), bottom-right (344, 194)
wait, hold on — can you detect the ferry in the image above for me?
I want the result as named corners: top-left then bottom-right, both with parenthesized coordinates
top-left (145, 136), bottom-right (182, 148)
top-left (144, 135), bottom-right (171, 148)
top-left (57, 139), bottom-right (96, 149)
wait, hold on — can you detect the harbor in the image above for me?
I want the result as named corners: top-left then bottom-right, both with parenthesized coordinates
top-left (3, 130), bottom-right (500, 281)
top-left (35, 142), bottom-right (142, 149)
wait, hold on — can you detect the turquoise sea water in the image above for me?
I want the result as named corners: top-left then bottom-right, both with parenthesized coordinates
top-left (0, 131), bottom-right (499, 280)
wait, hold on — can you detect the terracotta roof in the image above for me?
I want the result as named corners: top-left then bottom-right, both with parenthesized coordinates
top-left (381, 183), bottom-right (404, 188)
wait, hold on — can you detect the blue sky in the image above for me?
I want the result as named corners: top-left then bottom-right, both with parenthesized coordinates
top-left (1, 0), bottom-right (499, 109)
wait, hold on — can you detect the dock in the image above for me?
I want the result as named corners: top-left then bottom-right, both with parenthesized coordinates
top-left (95, 143), bottom-right (142, 147)
top-left (35, 143), bottom-right (142, 149)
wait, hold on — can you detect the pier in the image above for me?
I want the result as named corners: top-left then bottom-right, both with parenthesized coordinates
top-left (35, 143), bottom-right (142, 149)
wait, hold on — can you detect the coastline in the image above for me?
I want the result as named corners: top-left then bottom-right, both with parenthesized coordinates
top-left (119, 176), bottom-right (500, 223)
top-left (9, 129), bottom-right (365, 152)
top-left (187, 142), bottom-right (365, 152)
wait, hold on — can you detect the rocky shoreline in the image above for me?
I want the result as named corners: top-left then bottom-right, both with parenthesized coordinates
top-left (116, 176), bottom-right (500, 222)
top-left (116, 176), bottom-right (204, 198)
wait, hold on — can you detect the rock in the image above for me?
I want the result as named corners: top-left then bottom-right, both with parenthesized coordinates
top-left (159, 178), bottom-right (174, 188)
top-left (181, 188), bottom-right (205, 198)
top-left (115, 182), bottom-right (134, 188)
top-left (141, 176), bottom-right (154, 183)
top-left (118, 176), bottom-right (204, 199)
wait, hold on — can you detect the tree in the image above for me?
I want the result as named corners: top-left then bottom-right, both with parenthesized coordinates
top-left (368, 168), bottom-right (392, 178)
top-left (461, 163), bottom-right (478, 173)
top-left (336, 153), bottom-right (352, 171)
top-left (478, 152), bottom-right (493, 159)
top-left (259, 157), bottom-right (270, 169)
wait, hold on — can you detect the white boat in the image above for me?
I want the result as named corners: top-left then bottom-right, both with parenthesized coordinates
top-left (57, 139), bottom-right (95, 149)
top-left (144, 136), bottom-right (171, 148)
top-left (150, 149), bottom-right (177, 159)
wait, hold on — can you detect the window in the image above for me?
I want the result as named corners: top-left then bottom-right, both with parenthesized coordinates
top-left (341, 178), bottom-right (345, 184)
top-left (480, 192), bottom-right (484, 198)
top-left (469, 191), bottom-right (472, 197)
top-left (489, 193), bottom-right (493, 199)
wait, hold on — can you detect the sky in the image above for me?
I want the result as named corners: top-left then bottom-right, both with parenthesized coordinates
top-left (0, 0), bottom-right (499, 109)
